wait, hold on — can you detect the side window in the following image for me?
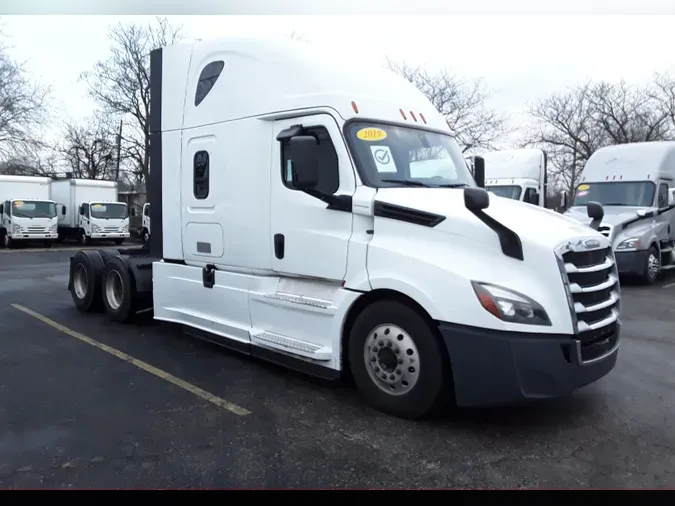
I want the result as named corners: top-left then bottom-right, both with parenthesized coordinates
top-left (194, 150), bottom-right (210, 199)
top-left (524, 188), bottom-right (537, 205)
top-left (281, 127), bottom-right (339, 195)
top-left (3, 201), bottom-right (9, 216)
top-left (657, 183), bottom-right (669, 208)
top-left (143, 205), bottom-right (150, 216)
top-left (82, 203), bottom-right (89, 216)
top-left (194, 61), bottom-right (225, 107)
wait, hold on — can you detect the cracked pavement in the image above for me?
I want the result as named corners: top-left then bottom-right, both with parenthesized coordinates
top-left (1, 248), bottom-right (674, 488)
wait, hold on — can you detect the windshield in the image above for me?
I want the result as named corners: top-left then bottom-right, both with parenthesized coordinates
top-left (90, 202), bottom-right (128, 219)
top-left (11, 200), bottom-right (56, 218)
top-left (572, 181), bottom-right (656, 207)
top-left (345, 121), bottom-right (475, 188)
top-left (487, 185), bottom-right (522, 200)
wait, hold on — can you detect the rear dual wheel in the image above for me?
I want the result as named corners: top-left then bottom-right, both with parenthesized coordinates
top-left (70, 249), bottom-right (122, 312)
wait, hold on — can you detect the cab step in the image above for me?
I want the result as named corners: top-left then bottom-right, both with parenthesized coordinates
top-left (250, 330), bottom-right (332, 361)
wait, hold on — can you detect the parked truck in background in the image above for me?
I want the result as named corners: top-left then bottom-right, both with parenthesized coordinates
top-left (0, 175), bottom-right (58, 249)
top-left (140, 203), bottom-right (151, 244)
top-left (564, 141), bottom-right (675, 285)
top-left (65, 37), bottom-right (620, 419)
top-left (50, 177), bottom-right (130, 246)
top-left (479, 148), bottom-right (559, 208)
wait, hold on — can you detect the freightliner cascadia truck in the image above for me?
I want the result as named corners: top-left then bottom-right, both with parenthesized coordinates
top-left (65, 37), bottom-right (621, 419)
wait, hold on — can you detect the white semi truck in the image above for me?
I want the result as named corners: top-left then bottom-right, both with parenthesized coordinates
top-left (480, 148), bottom-right (556, 208)
top-left (65, 37), bottom-right (620, 419)
top-left (0, 175), bottom-right (59, 249)
top-left (565, 141), bottom-right (675, 285)
top-left (51, 177), bottom-right (130, 246)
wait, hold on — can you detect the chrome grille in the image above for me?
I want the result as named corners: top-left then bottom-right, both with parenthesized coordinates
top-left (560, 245), bottom-right (620, 335)
top-left (103, 226), bottom-right (119, 233)
top-left (27, 226), bottom-right (47, 233)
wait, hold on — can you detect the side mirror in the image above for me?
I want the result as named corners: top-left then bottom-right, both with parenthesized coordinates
top-left (61, 205), bottom-right (66, 216)
top-left (529, 191), bottom-right (540, 205)
top-left (79, 205), bottom-right (84, 215)
top-left (288, 135), bottom-right (319, 190)
top-left (637, 209), bottom-right (655, 218)
top-left (464, 187), bottom-right (490, 212)
top-left (587, 201), bottom-right (604, 230)
top-left (473, 156), bottom-right (485, 189)
top-left (130, 208), bottom-right (136, 217)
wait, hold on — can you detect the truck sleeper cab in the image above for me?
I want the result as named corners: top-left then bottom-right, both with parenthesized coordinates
top-left (66, 37), bottom-right (620, 419)
top-left (565, 141), bottom-right (675, 285)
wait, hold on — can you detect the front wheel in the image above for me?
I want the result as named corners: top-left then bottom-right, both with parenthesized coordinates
top-left (4, 234), bottom-right (15, 249)
top-left (348, 300), bottom-right (452, 419)
top-left (79, 230), bottom-right (90, 246)
top-left (142, 229), bottom-right (150, 245)
top-left (642, 245), bottom-right (660, 285)
top-left (113, 238), bottom-right (125, 246)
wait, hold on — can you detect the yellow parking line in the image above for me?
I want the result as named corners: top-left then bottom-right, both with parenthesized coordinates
top-left (11, 304), bottom-right (251, 416)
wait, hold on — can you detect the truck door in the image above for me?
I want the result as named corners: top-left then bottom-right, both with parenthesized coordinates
top-left (270, 114), bottom-right (356, 281)
top-left (656, 180), bottom-right (675, 238)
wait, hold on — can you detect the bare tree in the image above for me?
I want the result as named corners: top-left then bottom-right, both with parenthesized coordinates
top-left (0, 28), bottom-right (51, 161)
top-left (523, 78), bottom-right (672, 193)
top-left (386, 59), bottom-right (508, 154)
top-left (651, 71), bottom-right (675, 137)
top-left (80, 17), bottom-right (183, 183)
top-left (57, 116), bottom-right (119, 180)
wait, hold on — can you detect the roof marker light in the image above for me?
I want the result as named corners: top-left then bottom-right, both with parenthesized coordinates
top-left (351, 101), bottom-right (359, 114)
top-left (399, 109), bottom-right (407, 120)
top-left (410, 111), bottom-right (417, 122)
top-left (419, 113), bottom-right (427, 124)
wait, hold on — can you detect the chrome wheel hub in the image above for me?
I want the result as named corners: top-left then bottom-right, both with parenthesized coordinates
top-left (648, 252), bottom-right (660, 278)
top-left (73, 264), bottom-right (88, 299)
top-left (105, 270), bottom-right (124, 310)
top-left (364, 324), bottom-right (420, 396)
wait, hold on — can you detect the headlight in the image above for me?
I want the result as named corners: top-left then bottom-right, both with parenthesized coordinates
top-left (471, 281), bottom-right (551, 326)
top-left (12, 224), bottom-right (20, 234)
top-left (92, 224), bottom-right (101, 233)
top-left (616, 237), bottom-right (640, 250)
top-left (50, 224), bottom-right (58, 232)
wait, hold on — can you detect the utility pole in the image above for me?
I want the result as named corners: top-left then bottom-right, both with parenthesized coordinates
top-left (114, 119), bottom-right (123, 181)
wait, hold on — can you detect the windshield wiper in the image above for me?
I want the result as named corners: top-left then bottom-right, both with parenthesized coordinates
top-left (380, 179), bottom-right (431, 188)
top-left (437, 183), bottom-right (469, 188)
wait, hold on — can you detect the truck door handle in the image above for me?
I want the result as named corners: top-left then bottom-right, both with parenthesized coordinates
top-left (274, 234), bottom-right (285, 259)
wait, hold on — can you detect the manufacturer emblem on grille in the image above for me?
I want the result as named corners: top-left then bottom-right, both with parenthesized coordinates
top-left (583, 239), bottom-right (601, 249)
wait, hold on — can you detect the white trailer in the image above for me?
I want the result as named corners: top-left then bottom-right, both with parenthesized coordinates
top-left (65, 37), bottom-right (620, 419)
top-left (51, 178), bottom-right (130, 246)
top-left (480, 148), bottom-right (556, 208)
top-left (0, 175), bottom-right (59, 248)
top-left (564, 141), bottom-right (675, 285)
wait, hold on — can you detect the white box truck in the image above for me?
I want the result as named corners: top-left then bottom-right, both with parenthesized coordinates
top-left (480, 148), bottom-right (555, 208)
top-left (65, 37), bottom-right (620, 419)
top-left (0, 175), bottom-right (59, 248)
top-left (51, 178), bottom-right (130, 246)
top-left (140, 202), bottom-right (150, 244)
top-left (564, 141), bottom-right (675, 285)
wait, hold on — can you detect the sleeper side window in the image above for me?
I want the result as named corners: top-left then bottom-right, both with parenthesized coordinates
top-left (281, 126), bottom-right (339, 195)
top-left (194, 150), bottom-right (210, 199)
top-left (657, 182), bottom-right (669, 208)
top-left (194, 61), bottom-right (225, 107)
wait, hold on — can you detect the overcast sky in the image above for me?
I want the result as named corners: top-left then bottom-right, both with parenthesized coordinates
top-left (1, 14), bottom-right (674, 146)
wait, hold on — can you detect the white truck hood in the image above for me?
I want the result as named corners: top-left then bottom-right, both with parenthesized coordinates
top-left (375, 188), bottom-right (598, 249)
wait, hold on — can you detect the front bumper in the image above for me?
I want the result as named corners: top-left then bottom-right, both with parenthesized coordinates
top-left (9, 233), bottom-right (57, 240)
top-left (438, 321), bottom-right (620, 407)
top-left (91, 232), bottom-right (129, 239)
top-left (614, 250), bottom-right (648, 275)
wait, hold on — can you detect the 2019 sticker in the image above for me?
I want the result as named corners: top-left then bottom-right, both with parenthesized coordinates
top-left (357, 127), bottom-right (387, 141)
top-left (578, 184), bottom-right (590, 191)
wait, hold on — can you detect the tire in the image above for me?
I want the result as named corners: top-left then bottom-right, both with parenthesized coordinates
top-left (348, 300), bottom-right (452, 419)
top-left (43, 241), bottom-right (52, 248)
top-left (78, 230), bottom-right (89, 246)
top-left (101, 255), bottom-right (138, 324)
top-left (69, 250), bottom-right (106, 312)
top-left (142, 229), bottom-right (150, 245)
top-left (642, 245), bottom-right (660, 285)
top-left (113, 238), bottom-right (125, 246)
top-left (4, 234), bottom-right (15, 249)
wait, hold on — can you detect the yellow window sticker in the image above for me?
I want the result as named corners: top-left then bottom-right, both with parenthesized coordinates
top-left (14, 201), bottom-right (23, 207)
top-left (356, 127), bottom-right (387, 141)
top-left (92, 204), bottom-right (102, 208)
top-left (578, 184), bottom-right (590, 191)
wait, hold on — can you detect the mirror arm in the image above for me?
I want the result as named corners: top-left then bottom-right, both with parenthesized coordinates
top-left (302, 188), bottom-right (352, 212)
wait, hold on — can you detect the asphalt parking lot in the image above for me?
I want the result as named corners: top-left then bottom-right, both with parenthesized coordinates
top-left (1, 245), bottom-right (675, 489)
